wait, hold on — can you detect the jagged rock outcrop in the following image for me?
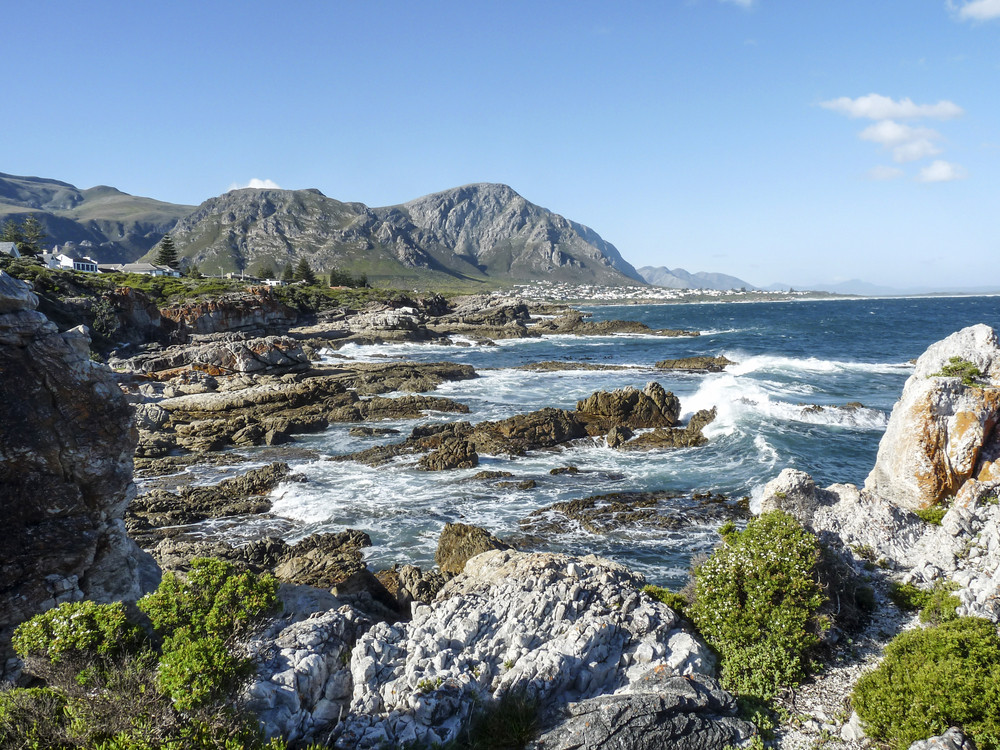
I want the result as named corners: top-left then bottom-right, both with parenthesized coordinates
top-left (0, 271), bottom-right (158, 678)
top-left (126, 462), bottom-right (292, 546)
top-left (435, 523), bottom-right (512, 575)
top-left (159, 288), bottom-right (298, 337)
top-left (335, 384), bottom-right (715, 467)
top-left (865, 324), bottom-right (1000, 511)
top-left (329, 550), bottom-right (750, 749)
top-left (110, 334), bottom-right (309, 377)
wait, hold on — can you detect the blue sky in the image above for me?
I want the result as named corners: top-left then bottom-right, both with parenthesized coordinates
top-left (3, 1), bottom-right (998, 289)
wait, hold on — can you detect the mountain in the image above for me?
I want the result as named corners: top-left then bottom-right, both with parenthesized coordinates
top-left (161, 183), bottom-right (644, 287)
top-left (638, 266), bottom-right (756, 291)
top-left (0, 173), bottom-right (193, 263)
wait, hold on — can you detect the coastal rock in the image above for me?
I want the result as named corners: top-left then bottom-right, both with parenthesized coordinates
top-left (330, 550), bottom-right (743, 749)
top-left (903, 479), bottom-right (1000, 621)
top-left (159, 288), bottom-right (298, 338)
top-left (759, 468), bottom-right (841, 526)
top-left (655, 355), bottom-right (734, 372)
top-left (126, 462), bottom-right (291, 545)
top-left (529, 672), bottom-right (752, 750)
top-left (865, 324), bottom-right (1000, 511)
top-left (435, 523), bottom-right (512, 575)
top-left (576, 381), bottom-right (681, 430)
top-left (907, 727), bottom-right (975, 750)
top-left (522, 490), bottom-right (748, 536)
top-left (417, 438), bottom-right (479, 471)
top-left (248, 604), bottom-right (375, 745)
top-left (0, 271), bottom-right (157, 677)
top-left (110, 335), bottom-right (308, 377)
top-left (533, 313), bottom-right (698, 338)
top-left (395, 565), bottom-right (449, 611)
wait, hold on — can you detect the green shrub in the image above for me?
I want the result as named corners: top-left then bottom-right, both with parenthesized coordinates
top-left (889, 581), bottom-right (929, 611)
top-left (12, 600), bottom-right (143, 664)
top-left (919, 584), bottom-right (962, 625)
top-left (0, 685), bottom-right (68, 748)
top-left (932, 356), bottom-right (984, 387)
top-left (915, 505), bottom-right (948, 525)
top-left (8, 558), bottom-right (282, 749)
top-left (138, 557), bottom-right (278, 640)
top-left (642, 584), bottom-right (689, 618)
top-left (689, 511), bottom-right (827, 700)
top-left (852, 617), bottom-right (1000, 749)
top-left (156, 631), bottom-right (253, 711)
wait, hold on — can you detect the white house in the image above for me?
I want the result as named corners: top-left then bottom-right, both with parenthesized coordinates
top-left (0, 241), bottom-right (19, 258)
top-left (40, 251), bottom-right (100, 273)
top-left (116, 262), bottom-right (181, 277)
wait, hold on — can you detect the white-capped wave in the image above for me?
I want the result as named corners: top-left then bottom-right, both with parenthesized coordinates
top-left (724, 352), bottom-right (912, 376)
top-left (682, 373), bottom-right (888, 435)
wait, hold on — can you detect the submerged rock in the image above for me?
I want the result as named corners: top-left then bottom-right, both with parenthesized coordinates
top-left (655, 355), bottom-right (734, 372)
top-left (522, 489), bottom-right (748, 535)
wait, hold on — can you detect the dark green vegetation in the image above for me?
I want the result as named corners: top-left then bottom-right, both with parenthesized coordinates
top-left (688, 513), bottom-right (828, 701)
top-left (154, 234), bottom-right (178, 268)
top-left (888, 581), bottom-right (961, 625)
top-left (852, 617), bottom-right (1000, 750)
top-left (1, 215), bottom-right (47, 256)
top-left (915, 504), bottom-right (949, 525)
top-left (642, 584), bottom-right (689, 618)
top-left (4, 559), bottom-right (281, 749)
top-left (933, 356), bottom-right (984, 387)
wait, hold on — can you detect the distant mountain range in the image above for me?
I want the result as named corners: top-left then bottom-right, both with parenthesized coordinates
top-left (0, 172), bottom-right (192, 264)
top-left (0, 173), bottom-right (642, 287)
top-left (637, 266), bottom-right (756, 291)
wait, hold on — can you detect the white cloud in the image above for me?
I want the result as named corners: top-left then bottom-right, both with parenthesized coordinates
top-left (950, 0), bottom-right (1000, 20)
top-left (868, 165), bottom-right (905, 181)
top-left (858, 120), bottom-right (943, 163)
top-left (820, 94), bottom-right (963, 120)
top-left (227, 178), bottom-right (282, 192)
top-left (917, 160), bottom-right (968, 182)
top-left (719, 0), bottom-right (754, 7)
top-left (893, 138), bottom-right (943, 163)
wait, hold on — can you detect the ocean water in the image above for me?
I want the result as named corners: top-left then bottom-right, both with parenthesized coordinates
top-left (254, 296), bottom-right (1000, 588)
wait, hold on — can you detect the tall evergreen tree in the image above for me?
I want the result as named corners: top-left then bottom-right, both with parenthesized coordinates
top-left (18, 216), bottom-right (47, 256)
top-left (294, 258), bottom-right (317, 285)
top-left (281, 263), bottom-right (295, 282)
top-left (155, 234), bottom-right (178, 268)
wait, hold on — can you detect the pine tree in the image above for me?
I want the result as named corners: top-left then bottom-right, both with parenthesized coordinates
top-left (155, 234), bottom-right (178, 268)
top-left (294, 258), bottom-right (317, 285)
top-left (253, 262), bottom-right (276, 280)
top-left (18, 216), bottom-right (47, 256)
top-left (281, 263), bottom-right (294, 282)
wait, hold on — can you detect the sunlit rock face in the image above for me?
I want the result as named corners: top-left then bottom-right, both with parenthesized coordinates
top-left (865, 324), bottom-right (1000, 511)
top-left (0, 270), bottom-right (157, 679)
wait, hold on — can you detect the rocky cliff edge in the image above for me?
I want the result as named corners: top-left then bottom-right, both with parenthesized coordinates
top-left (0, 270), bottom-right (159, 678)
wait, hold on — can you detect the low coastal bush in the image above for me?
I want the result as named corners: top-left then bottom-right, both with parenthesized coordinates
top-left (689, 511), bottom-right (828, 700)
top-left (9, 558), bottom-right (282, 749)
top-left (932, 356), bottom-right (984, 387)
top-left (915, 504), bottom-right (949, 525)
top-left (888, 581), bottom-right (961, 624)
top-left (852, 617), bottom-right (1000, 749)
top-left (642, 584), bottom-right (689, 618)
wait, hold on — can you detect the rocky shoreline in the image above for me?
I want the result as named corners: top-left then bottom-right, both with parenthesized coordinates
top-left (3, 270), bottom-right (1000, 750)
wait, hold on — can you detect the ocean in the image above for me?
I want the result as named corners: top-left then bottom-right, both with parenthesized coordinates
top-left (252, 296), bottom-right (1000, 588)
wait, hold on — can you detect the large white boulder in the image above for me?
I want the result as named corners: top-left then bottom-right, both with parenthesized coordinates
top-left (865, 324), bottom-right (1000, 511)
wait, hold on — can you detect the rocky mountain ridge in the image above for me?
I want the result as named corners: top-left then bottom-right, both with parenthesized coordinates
top-left (164, 183), bottom-right (644, 287)
top-left (0, 172), bottom-right (643, 287)
top-left (637, 265), bottom-right (757, 291)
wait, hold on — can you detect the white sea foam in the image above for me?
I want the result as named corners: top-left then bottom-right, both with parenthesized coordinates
top-left (724, 352), bottom-right (912, 377)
